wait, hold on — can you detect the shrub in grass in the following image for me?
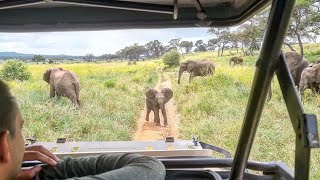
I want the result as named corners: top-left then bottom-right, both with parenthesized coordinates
top-left (163, 50), bottom-right (181, 67)
top-left (104, 80), bottom-right (116, 88)
top-left (0, 60), bottom-right (31, 81)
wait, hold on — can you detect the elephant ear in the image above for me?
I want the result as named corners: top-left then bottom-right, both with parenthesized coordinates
top-left (43, 69), bottom-right (52, 83)
top-left (146, 89), bottom-right (158, 104)
top-left (186, 61), bottom-right (196, 72)
top-left (161, 88), bottom-right (173, 104)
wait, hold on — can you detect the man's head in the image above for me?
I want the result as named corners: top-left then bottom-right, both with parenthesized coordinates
top-left (0, 80), bottom-right (25, 179)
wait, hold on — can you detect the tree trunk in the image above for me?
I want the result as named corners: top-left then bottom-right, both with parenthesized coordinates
top-left (179, 48), bottom-right (184, 58)
top-left (297, 33), bottom-right (304, 56)
top-left (221, 45), bottom-right (225, 56)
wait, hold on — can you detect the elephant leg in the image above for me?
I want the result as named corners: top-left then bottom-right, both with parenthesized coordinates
top-left (68, 92), bottom-right (79, 107)
top-left (189, 73), bottom-right (193, 83)
top-left (145, 103), bottom-right (151, 121)
top-left (310, 87), bottom-right (316, 96)
top-left (267, 86), bottom-right (272, 101)
top-left (75, 83), bottom-right (80, 106)
top-left (161, 106), bottom-right (168, 127)
top-left (50, 84), bottom-right (55, 98)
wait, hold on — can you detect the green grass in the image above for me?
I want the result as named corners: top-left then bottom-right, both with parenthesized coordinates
top-left (169, 46), bottom-right (320, 179)
top-left (2, 62), bottom-right (158, 141)
top-left (1, 43), bottom-right (320, 178)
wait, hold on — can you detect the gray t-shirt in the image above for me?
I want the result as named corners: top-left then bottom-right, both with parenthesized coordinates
top-left (34, 153), bottom-right (166, 180)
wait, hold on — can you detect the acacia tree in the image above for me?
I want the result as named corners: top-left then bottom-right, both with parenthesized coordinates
top-left (32, 55), bottom-right (45, 64)
top-left (232, 10), bottom-right (267, 56)
top-left (168, 38), bottom-right (183, 54)
top-left (179, 41), bottom-right (193, 54)
top-left (207, 28), bottom-right (232, 56)
top-left (84, 53), bottom-right (94, 62)
top-left (122, 43), bottom-right (147, 61)
top-left (285, 0), bottom-right (320, 56)
top-left (145, 40), bottom-right (165, 58)
top-left (193, 40), bottom-right (207, 52)
top-left (207, 39), bottom-right (217, 51)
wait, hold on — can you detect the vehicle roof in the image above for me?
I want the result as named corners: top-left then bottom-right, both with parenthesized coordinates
top-left (0, 0), bottom-right (270, 32)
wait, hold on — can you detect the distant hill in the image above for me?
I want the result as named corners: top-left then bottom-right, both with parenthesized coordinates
top-left (0, 52), bottom-right (82, 59)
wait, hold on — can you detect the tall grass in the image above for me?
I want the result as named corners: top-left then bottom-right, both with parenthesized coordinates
top-left (2, 62), bottom-right (158, 141)
top-left (170, 49), bottom-right (320, 179)
top-left (0, 43), bottom-right (319, 178)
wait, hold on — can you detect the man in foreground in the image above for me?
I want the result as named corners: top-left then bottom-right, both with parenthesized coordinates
top-left (0, 80), bottom-right (166, 180)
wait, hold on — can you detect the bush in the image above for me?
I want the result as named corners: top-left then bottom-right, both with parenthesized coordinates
top-left (163, 50), bottom-right (181, 67)
top-left (104, 80), bottom-right (116, 88)
top-left (48, 59), bottom-right (54, 64)
top-left (0, 60), bottom-right (31, 81)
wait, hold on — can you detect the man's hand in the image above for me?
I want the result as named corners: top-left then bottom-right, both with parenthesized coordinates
top-left (16, 145), bottom-right (59, 180)
top-left (23, 145), bottom-right (59, 165)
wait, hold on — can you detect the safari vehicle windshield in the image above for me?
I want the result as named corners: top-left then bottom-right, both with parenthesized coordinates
top-left (0, 0), bottom-right (319, 180)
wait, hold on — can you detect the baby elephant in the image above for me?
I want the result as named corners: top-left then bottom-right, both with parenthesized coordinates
top-left (229, 57), bottom-right (243, 66)
top-left (299, 63), bottom-right (320, 101)
top-left (145, 88), bottom-right (173, 126)
top-left (43, 68), bottom-right (80, 106)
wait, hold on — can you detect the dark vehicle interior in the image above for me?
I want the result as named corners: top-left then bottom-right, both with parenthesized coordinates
top-left (2, 0), bottom-right (319, 179)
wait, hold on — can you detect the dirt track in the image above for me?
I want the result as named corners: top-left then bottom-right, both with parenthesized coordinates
top-left (133, 72), bottom-right (179, 141)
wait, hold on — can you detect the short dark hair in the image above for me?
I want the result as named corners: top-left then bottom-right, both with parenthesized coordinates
top-left (0, 80), bottom-right (17, 136)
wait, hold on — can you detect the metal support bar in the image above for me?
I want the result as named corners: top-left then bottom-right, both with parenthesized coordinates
top-left (0, 0), bottom-right (43, 9)
top-left (53, 0), bottom-right (174, 14)
top-left (230, 0), bottom-right (296, 179)
top-left (199, 142), bottom-right (232, 158)
top-left (0, 0), bottom-right (174, 14)
top-left (276, 53), bottom-right (319, 179)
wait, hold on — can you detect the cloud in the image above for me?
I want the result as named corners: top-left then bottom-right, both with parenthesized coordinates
top-left (0, 28), bottom-right (212, 56)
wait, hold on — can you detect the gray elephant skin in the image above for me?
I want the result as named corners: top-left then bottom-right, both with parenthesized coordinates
top-left (299, 63), bottom-right (320, 100)
top-left (145, 88), bottom-right (173, 127)
top-left (178, 60), bottom-right (215, 84)
top-left (229, 57), bottom-right (243, 66)
top-left (284, 51), bottom-right (309, 86)
top-left (43, 67), bottom-right (80, 106)
top-left (268, 51), bottom-right (309, 100)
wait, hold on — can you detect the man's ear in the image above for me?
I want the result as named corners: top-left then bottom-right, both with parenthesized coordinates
top-left (0, 131), bottom-right (11, 163)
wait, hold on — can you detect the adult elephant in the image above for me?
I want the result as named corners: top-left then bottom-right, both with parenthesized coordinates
top-left (178, 60), bottom-right (215, 84)
top-left (43, 67), bottom-right (80, 106)
top-left (299, 63), bottom-right (320, 100)
top-left (284, 51), bottom-right (309, 86)
top-left (229, 57), bottom-right (243, 66)
top-left (145, 88), bottom-right (173, 127)
top-left (268, 51), bottom-right (309, 100)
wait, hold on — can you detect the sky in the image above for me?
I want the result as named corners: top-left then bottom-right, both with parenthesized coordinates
top-left (0, 28), bottom-right (211, 56)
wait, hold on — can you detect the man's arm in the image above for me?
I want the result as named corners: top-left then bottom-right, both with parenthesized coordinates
top-left (16, 145), bottom-right (59, 180)
top-left (35, 153), bottom-right (166, 180)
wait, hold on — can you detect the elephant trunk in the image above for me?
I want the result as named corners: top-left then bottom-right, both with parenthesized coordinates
top-left (299, 81), bottom-right (306, 102)
top-left (178, 68), bottom-right (184, 84)
top-left (159, 101), bottom-right (168, 126)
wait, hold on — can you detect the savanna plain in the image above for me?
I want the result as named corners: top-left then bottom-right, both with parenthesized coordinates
top-left (1, 44), bottom-right (320, 179)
